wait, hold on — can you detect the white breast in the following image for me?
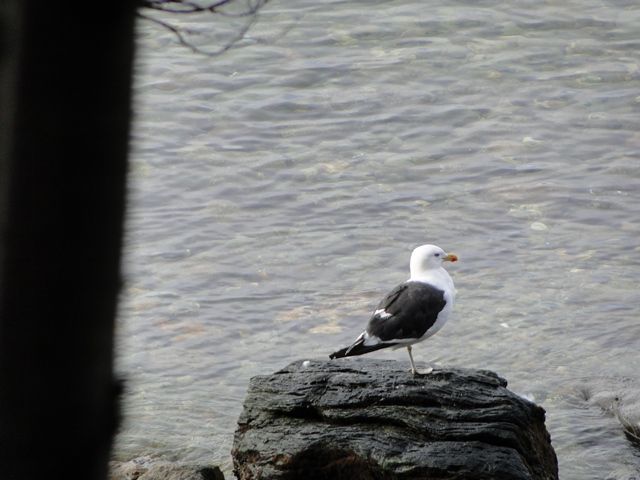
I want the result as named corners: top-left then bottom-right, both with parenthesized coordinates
top-left (410, 266), bottom-right (455, 341)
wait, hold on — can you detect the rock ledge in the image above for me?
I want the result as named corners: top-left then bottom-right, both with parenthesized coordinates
top-left (232, 358), bottom-right (558, 480)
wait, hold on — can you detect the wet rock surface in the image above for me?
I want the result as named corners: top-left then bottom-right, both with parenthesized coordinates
top-left (232, 358), bottom-right (558, 480)
top-left (109, 458), bottom-right (224, 480)
top-left (574, 379), bottom-right (640, 448)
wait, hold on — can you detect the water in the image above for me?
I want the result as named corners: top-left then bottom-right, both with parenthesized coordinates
top-left (115, 1), bottom-right (640, 478)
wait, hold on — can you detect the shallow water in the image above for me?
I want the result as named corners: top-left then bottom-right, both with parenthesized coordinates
top-left (115, 1), bottom-right (640, 478)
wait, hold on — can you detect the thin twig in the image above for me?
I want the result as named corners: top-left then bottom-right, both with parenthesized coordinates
top-left (137, 12), bottom-right (203, 55)
top-left (138, 0), bottom-right (269, 57)
top-left (141, 0), bottom-right (261, 17)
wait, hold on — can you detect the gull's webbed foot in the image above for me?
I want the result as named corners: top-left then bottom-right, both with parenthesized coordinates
top-left (410, 366), bottom-right (434, 376)
top-left (407, 345), bottom-right (433, 376)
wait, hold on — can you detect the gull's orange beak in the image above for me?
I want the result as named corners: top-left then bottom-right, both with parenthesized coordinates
top-left (443, 253), bottom-right (458, 262)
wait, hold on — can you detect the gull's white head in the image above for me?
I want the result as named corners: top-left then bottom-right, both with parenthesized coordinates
top-left (409, 244), bottom-right (458, 277)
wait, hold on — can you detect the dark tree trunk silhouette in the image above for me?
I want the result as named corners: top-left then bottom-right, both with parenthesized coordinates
top-left (0, 2), bottom-right (137, 479)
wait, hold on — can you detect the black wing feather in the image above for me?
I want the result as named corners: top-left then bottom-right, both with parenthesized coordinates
top-left (329, 339), bottom-right (396, 359)
top-left (367, 281), bottom-right (446, 341)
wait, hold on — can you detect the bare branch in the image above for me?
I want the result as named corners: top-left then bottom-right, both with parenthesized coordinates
top-left (142, 0), bottom-right (237, 14)
top-left (137, 12), bottom-right (205, 55)
top-left (138, 0), bottom-right (269, 56)
top-left (141, 0), bottom-right (264, 17)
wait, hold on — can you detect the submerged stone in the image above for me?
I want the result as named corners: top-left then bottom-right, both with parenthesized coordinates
top-left (109, 460), bottom-right (224, 480)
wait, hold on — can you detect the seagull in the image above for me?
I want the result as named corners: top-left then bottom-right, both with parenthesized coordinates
top-left (329, 244), bottom-right (457, 375)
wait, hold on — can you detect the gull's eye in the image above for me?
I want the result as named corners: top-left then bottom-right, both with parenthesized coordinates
top-left (434, 253), bottom-right (440, 257)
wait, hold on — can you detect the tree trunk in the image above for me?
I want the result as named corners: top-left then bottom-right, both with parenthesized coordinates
top-left (0, 2), bottom-right (136, 479)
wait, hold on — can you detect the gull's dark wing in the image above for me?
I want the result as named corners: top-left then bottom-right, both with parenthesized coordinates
top-left (366, 282), bottom-right (446, 342)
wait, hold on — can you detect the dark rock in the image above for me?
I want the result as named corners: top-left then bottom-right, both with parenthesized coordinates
top-left (109, 459), bottom-right (224, 480)
top-left (232, 359), bottom-right (558, 480)
top-left (109, 459), bottom-right (148, 480)
top-left (574, 379), bottom-right (640, 448)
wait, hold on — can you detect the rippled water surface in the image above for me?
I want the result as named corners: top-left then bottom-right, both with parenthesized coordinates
top-left (115, 1), bottom-right (640, 478)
